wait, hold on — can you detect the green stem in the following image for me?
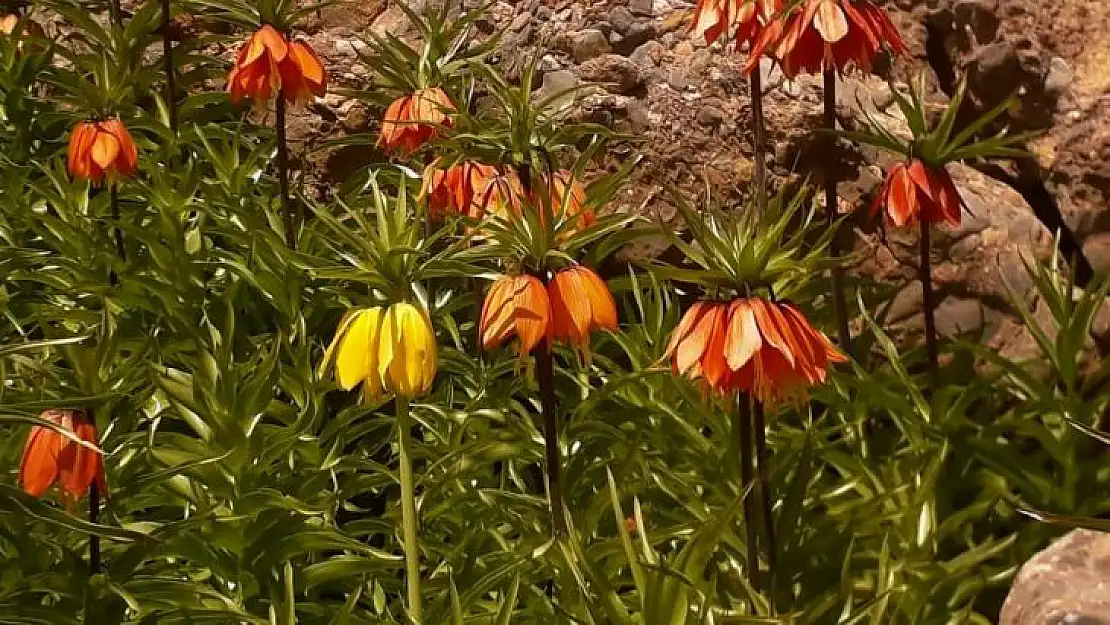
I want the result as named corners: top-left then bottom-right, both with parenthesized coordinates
top-left (823, 69), bottom-right (851, 356)
top-left (160, 0), bottom-right (178, 137)
top-left (396, 396), bottom-right (422, 622)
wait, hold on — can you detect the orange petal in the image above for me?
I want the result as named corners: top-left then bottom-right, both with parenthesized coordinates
top-left (751, 298), bottom-right (795, 367)
top-left (579, 267), bottom-right (617, 330)
top-left (513, 276), bottom-right (551, 353)
top-left (665, 301), bottom-right (709, 360)
top-left (724, 299), bottom-right (762, 371)
top-left (89, 125), bottom-right (120, 171)
top-left (549, 268), bottom-right (592, 343)
top-left (701, 307), bottom-right (731, 392)
top-left (19, 427), bottom-right (60, 497)
top-left (886, 163), bottom-right (917, 227)
top-left (675, 302), bottom-right (725, 374)
top-left (480, 277), bottom-right (516, 350)
top-left (813, 0), bottom-right (848, 43)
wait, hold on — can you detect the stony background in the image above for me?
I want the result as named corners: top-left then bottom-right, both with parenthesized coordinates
top-left (173, 0), bottom-right (1110, 359)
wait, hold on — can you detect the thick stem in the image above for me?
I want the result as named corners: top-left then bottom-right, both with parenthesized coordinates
top-left (275, 96), bottom-right (296, 249)
top-left (160, 0), bottom-right (178, 137)
top-left (535, 339), bottom-right (566, 537)
top-left (89, 481), bottom-right (101, 575)
top-left (737, 394), bottom-right (760, 592)
top-left (823, 69), bottom-right (852, 355)
top-left (753, 401), bottom-right (776, 600)
top-left (108, 0), bottom-right (121, 28)
top-left (109, 184), bottom-right (124, 286)
top-left (396, 397), bottom-right (422, 622)
top-left (920, 224), bottom-right (939, 384)
top-left (749, 69), bottom-right (767, 216)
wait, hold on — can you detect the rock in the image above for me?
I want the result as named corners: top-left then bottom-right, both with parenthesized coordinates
top-left (509, 12), bottom-right (531, 32)
top-left (614, 22), bottom-right (655, 54)
top-left (609, 6), bottom-right (636, 34)
top-left (666, 68), bottom-right (689, 91)
top-left (578, 54), bottom-right (645, 94)
top-left (1000, 530), bottom-right (1110, 625)
top-left (886, 281), bottom-right (924, 323)
top-left (535, 70), bottom-right (580, 106)
top-left (629, 40), bottom-right (664, 67)
top-left (570, 29), bottom-right (611, 63)
top-left (934, 297), bottom-right (988, 337)
top-left (696, 105), bottom-right (725, 126)
top-left (1044, 56), bottom-right (1074, 98)
top-left (948, 233), bottom-right (983, 262)
top-left (340, 101), bottom-right (370, 133)
top-left (953, 0), bottom-right (1000, 45)
top-left (1083, 233), bottom-right (1110, 272)
top-left (630, 0), bottom-right (653, 17)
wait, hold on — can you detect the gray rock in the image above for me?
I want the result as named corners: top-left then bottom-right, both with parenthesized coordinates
top-left (934, 297), bottom-right (987, 337)
top-left (1044, 56), bottom-right (1074, 98)
top-left (696, 106), bottom-right (725, 126)
top-left (630, 0), bottom-right (654, 17)
top-left (666, 68), bottom-right (689, 91)
top-left (948, 233), bottom-right (983, 262)
top-left (536, 69), bottom-right (580, 103)
top-left (578, 54), bottom-right (645, 94)
top-left (629, 40), bottom-right (664, 68)
top-left (886, 281), bottom-right (923, 323)
top-left (570, 29), bottom-right (611, 63)
top-left (509, 12), bottom-right (531, 32)
top-left (609, 6), bottom-right (636, 34)
top-left (1000, 530), bottom-right (1110, 625)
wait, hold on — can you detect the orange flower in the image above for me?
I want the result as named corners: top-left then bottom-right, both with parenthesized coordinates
top-left (548, 266), bottom-right (618, 353)
top-left (228, 25), bottom-right (287, 105)
top-left (746, 0), bottom-right (906, 78)
top-left (229, 25), bottom-right (326, 106)
top-left (474, 168), bottom-right (525, 220)
top-left (378, 87), bottom-right (456, 154)
top-left (480, 275), bottom-right (552, 354)
top-left (20, 410), bottom-right (108, 503)
top-left (532, 170), bottom-right (596, 233)
top-left (872, 159), bottom-right (962, 228)
top-left (67, 118), bottom-right (139, 185)
top-left (689, 0), bottom-right (780, 49)
top-left (666, 298), bottom-right (845, 403)
top-left (420, 160), bottom-right (499, 220)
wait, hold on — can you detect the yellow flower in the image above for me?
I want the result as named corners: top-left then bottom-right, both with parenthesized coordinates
top-left (322, 303), bottom-right (437, 401)
top-left (378, 303), bottom-right (437, 399)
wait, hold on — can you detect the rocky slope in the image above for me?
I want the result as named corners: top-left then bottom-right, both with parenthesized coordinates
top-left (277, 0), bottom-right (1110, 357)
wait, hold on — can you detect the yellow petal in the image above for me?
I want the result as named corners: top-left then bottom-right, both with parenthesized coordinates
top-left (320, 309), bottom-right (358, 378)
top-left (378, 305), bottom-right (400, 393)
top-left (361, 307), bottom-right (385, 400)
top-left (335, 309), bottom-right (376, 391)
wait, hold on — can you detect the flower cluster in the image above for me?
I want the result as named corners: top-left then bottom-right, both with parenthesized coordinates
top-left (667, 298), bottom-right (845, 404)
top-left (480, 265), bottom-right (617, 358)
top-left (67, 118), bottom-right (139, 186)
top-left (746, 0), bottom-right (907, 76)
top-left (325, 303), bottom-right (438, 401)
top-left (20, 410), bottom-right (107, 504)
top-left (228, 24), bottom-right (327, 107)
